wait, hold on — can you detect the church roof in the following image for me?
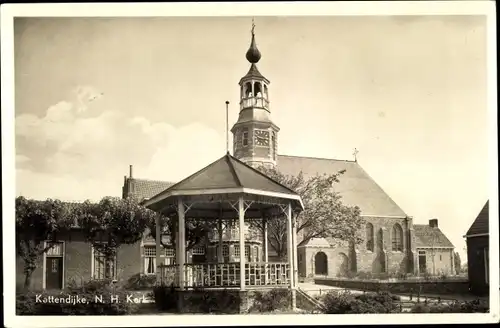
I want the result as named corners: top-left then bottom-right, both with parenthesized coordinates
top-left (124, 154), bottom-right (407, 218)
top-left (465, 200), bottom-right (489, 237)
top-left (276, 155), bottom-right (407, 218)
top-left (143, 153), bottom-right (303, 209)
top-left (239, 63), bottom-right (268, 85)
top-left (413, 224), bottom-right (455, 248)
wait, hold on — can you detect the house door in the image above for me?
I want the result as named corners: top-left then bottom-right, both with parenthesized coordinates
top-left (418, 251), bottom-right (427, 274)
top-left (46, 257), bottom-right (63, 289)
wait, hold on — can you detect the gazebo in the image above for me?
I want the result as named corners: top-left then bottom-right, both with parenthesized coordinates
top-left (143, 152), bottom-right (303, 308)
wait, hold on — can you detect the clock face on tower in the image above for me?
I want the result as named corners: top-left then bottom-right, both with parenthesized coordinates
top-left (254, 130), bottom-right (270, 146)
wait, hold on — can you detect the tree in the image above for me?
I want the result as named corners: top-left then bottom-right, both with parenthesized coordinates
top-left (74, 197), bottom-right (152, 279)
top-left (454, 252), bottom-right (462, 275)
top-left (16, 196), bottom-right (74, 289)
top-left (254, 166), bottom-right (364, 259)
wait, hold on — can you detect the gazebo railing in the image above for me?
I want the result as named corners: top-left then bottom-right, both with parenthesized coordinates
top-left (158, 262), bottom-right (290, 288)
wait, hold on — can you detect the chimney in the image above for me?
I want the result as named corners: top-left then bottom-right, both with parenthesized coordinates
top-left (129, 165), bottom-right (133, 178)
top-left (429, 218), bottom-right (438, 228)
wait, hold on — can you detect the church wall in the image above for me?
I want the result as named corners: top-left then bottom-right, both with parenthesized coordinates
top-left (297, 247), bottom-right (307, 277)
top-left (254, 146), bottom-right (271, 159)
top-left (303, 247), bottom-right (349, 278)
top-left (354, 216), bottom-right (414, 275)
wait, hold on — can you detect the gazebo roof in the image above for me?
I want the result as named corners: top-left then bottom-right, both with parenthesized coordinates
top-left (143, 153), bottom-right (304, 217)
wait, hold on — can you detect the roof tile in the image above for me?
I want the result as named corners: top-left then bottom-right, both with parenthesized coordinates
top-left (413, 225), bottom-right (455, 248)
top-left (276, 155), bottom-right (407, 217)
top-left (466, 200), bottom-right (489, 236)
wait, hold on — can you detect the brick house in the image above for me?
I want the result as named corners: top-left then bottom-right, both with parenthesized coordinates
top-left (465, 200), bottom-right (489, 295)
top-left (413, 219), bottom-right (456, 276)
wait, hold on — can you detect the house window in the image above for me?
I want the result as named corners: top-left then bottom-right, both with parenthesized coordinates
top-left (366, 223), bottom-right (374, 252)
top-left (234, 245), bottom-right (240, 257)
top-left (192, 246), bottom-right (205, 255)
top-left (245, 245), bottom-right (251, 262)
top-left (439, 255), bottom-right (442, 261)
top-left (164, 247), bottom-right (175, 265)
top-left (242, 130), bottom-right (249, 146)
top-left (92, 245), bottom-right (117, 280)
top-left (391, 224), bottom-right (403, 252)
top-left (216, 245), bottom-right (230, 263)
top-left (46, 242), bottom-right (63, 256)
top-left (254, 246), bottom-right (259, 262)
top-left (144, 246), bottom-right (156, 275)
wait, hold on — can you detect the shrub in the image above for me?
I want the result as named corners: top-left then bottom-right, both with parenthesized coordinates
top-left (152, 284), bottom-right (178, 312)
top-left (186, 288), bottom-right (241, 314)
top-left (410, 299), bottom-right (489, 313)
top-left (248, 289), bottom-right (292, 313)
top-left (322, 291), bottom-right (401, 314)
top-left (124, 274), bottom-right (157, 290)
top-left (16, 279), bottom-right (139, 315)
top-left (152, 286), bottom-right (241, 314)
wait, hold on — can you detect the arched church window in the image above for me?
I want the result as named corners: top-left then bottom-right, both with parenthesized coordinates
top-left (392, 224), bottom-right (403, 252)
top-left (366, 223), bottom-right (374, 252)
top-left (254, 82), bottom-right (262, 97)
top-left (244, 82), bottom-right (252, 98)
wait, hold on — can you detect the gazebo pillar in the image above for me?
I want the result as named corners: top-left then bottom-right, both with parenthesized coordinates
top-left (238, 196), bottom-right (246, 291)
top-left (263, 218), bottom-right (268, 262)
top-left (263, 217), bottom-right (269, 285)
top-left (286, 202), bottom-right (296, 308)
top-left (177, 198), bottom-right (186, 290)
top-left (292, 213), bottom-right (299, 289)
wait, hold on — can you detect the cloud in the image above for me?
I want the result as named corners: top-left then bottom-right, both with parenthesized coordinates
top-left (15, 86), bottom-right (225, 201)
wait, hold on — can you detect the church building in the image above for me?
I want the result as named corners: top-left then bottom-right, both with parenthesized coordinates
top-left (122, 25), bottom-right (456, 279)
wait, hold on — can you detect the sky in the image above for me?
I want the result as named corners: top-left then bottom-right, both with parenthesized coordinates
top-left (13, 15), bottom-right (490, 262)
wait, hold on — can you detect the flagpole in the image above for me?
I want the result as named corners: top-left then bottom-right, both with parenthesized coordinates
top-left (225, 101), bottom-right (230, 154)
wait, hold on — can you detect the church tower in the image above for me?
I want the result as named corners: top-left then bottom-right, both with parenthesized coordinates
top-left (231, 22), bottom-right (279, 169)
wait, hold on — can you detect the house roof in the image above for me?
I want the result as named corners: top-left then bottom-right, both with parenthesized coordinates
top-left (465, 200), bottom-right (489, 237)
top-left (127, 179), bottom-right (174, 201)
top-left (413, 225), bottom-right (455, 248)
top-left (275, 155), bottom-right (407, 217)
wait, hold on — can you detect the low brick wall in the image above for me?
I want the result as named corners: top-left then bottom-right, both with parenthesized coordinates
top-left (314, 278), bottom-right (470, 296)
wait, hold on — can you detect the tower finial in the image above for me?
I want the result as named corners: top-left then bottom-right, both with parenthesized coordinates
top-left (353, 148), bottom-right (359, 162)
top-left (246, 18), bottom-right (261, 63)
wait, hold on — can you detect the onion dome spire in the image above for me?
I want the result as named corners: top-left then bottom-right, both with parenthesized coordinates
top-left (245, 19), bottom-right (261, 64)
